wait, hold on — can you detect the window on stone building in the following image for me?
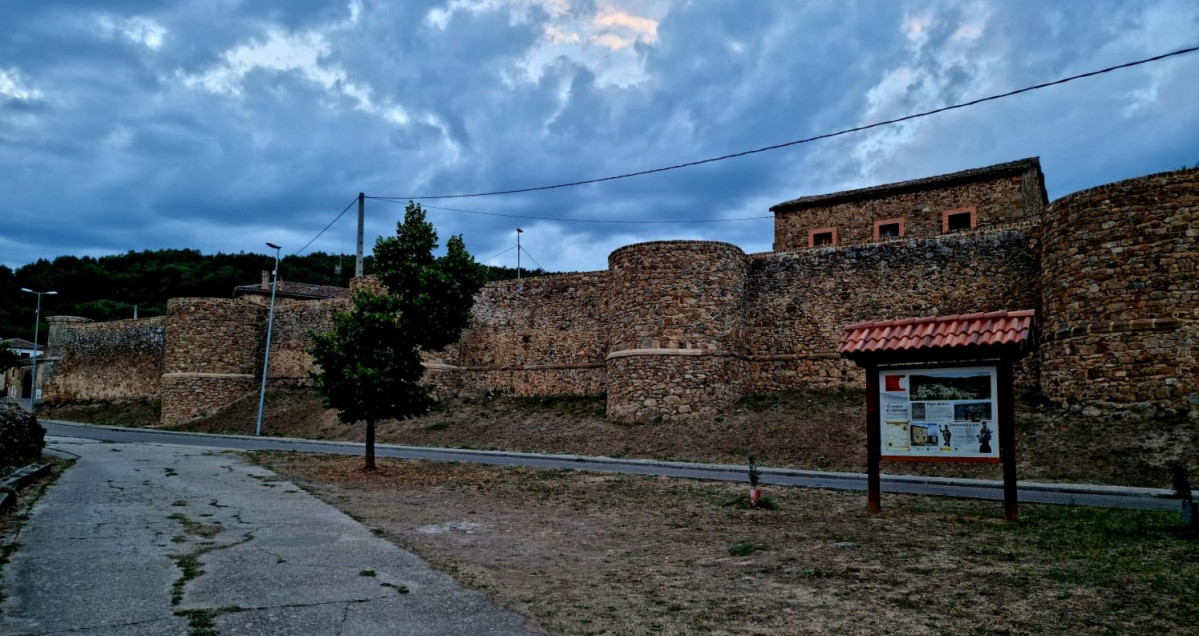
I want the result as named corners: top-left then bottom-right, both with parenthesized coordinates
top-left (942, 207), bottom-right (977, 233)
top-left (808, 227), bottom-right (838, 247)
top-left (873, 218), bottom-right (905, 240)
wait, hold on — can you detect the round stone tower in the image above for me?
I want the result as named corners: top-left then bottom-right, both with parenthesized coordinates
top-left (1039, 167), bottom-right (1198, 414)
top-left (605, 240), bottom-right (747, 421)
top-left (161, 298), bottom-right (265, 425)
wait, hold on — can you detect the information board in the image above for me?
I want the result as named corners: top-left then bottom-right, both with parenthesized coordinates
top-left (878, 366), bottom-right (1000, 462)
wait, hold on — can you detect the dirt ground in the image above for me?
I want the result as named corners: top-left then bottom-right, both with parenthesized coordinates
top-left (252, 452), bottom-right (1199, 635)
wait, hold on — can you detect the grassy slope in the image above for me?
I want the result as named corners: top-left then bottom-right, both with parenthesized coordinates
top-left (50, 385), bottom-right (1194, 489)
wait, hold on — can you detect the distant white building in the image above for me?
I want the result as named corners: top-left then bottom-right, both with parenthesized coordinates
top-left (1, 338), bottom-right (39, 358)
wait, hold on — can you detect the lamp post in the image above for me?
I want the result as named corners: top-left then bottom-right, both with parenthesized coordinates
top-left (516, 228), bottom-right (523, 280)
top-left (255, 243), bottom-right (282, 436)
top-left (20, 288), bottom-right (57, 411)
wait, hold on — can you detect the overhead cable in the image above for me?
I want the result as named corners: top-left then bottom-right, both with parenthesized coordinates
top-left (370, 45), bottom-right (1199, 201)
top-left (366, 199), bottom-right (773, 225)
top-left (294, 196), bottom-right (360, 256)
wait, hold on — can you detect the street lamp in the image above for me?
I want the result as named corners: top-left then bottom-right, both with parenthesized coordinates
top-left (255, 243), bottom-right (282, 437)
top-left (20, 288), bottom-right (57, 410)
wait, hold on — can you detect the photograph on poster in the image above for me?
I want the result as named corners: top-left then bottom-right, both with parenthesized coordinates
top-left (879, 367), bottom-right (1000, 461)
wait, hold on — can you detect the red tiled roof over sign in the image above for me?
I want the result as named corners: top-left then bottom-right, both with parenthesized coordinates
top-left (837, 310), bottom-right (1035, 357)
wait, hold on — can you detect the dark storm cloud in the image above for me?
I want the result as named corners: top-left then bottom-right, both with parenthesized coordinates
top-left (0, 0), bottom-right (1196, 274)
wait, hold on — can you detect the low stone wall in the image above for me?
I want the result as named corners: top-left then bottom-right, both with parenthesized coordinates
top-left (43, 316), bottom-right (165, 403)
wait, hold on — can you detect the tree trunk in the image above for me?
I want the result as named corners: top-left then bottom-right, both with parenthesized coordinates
top-left (364, 419), bottom-right (376, 470)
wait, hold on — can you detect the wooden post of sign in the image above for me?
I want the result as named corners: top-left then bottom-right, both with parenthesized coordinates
top-left (865, 364), bottom-right (881, 513)
top-left (998, 362), bottom-right (1018, 521)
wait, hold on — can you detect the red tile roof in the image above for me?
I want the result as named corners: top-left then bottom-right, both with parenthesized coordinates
top-left (837, 310), bottom-right (1035, 356)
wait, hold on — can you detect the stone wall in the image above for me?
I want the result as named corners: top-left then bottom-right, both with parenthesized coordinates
top-left (772, 161), bottom-right (1044, 251)
top-left (43, 315), bottom-right (165, 403)
top-left (1039, 167), bottom-right (1198, 414)
top-left (254, 295), bottom-right (348, 383)
top-left (426, 272), bottom-right (610, 397)
top-left (40, 162), bottom-right (1197, 424)
top-left (742, 229), bottom-right (1042, 393)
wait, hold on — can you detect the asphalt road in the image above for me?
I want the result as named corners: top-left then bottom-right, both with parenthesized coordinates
top-left (1, 437), bottom-right (537, 635)
top-left (42, 420), bottom-right (1178, 511)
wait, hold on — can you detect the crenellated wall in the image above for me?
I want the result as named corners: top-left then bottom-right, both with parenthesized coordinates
top-left (1039, 167), bottom-right (1198, 411)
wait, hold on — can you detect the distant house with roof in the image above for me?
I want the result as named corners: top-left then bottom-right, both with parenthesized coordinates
top-left (1, 338), bottom-right (40, 358)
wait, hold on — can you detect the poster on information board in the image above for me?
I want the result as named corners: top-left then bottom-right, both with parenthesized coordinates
top-left (879, 366), bottom-right (1000, 462)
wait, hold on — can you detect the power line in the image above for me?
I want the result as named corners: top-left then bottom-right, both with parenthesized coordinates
top-left (294, 196), bottom-right (359, 256)
top-left (372, 44), bottom-right (1199, 201)
top-left (480, 245), bottom-right (516, 264)
top-left (519, 246), bottom-right (543, 270)
top-left (366, 198), bottom-right (773, 225)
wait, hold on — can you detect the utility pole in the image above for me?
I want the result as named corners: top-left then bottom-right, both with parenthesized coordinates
top-left (516, 228), bottom-right (523, 280)
top-left (355, 192), bottom-right (365, 278)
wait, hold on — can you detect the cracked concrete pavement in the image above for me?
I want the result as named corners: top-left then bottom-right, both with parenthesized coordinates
top-left (0, 438), bottom-right (538, 635)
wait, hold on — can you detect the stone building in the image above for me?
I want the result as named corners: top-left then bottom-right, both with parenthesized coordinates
top-left (42, 159), bottom-right (1199, 424)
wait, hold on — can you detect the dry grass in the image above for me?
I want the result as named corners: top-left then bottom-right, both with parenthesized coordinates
top-left (253, 451), bottom-right (1199, 635)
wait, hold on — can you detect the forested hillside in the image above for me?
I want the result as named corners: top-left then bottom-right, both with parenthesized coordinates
top-left (1, 249), bottom-right (551, 344)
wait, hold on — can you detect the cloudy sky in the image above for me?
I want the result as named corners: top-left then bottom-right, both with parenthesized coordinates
top-left (2, 0), bottom-right (1197, 274)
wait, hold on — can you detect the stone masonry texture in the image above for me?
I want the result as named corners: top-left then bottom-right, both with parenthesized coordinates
top-left (42, 161), bottom-right (1198, 422)
top-left (43, 315), bottom-right (164, 403)
top-left (772, 160), bottom-right (1045, 251)
top-left (1039, 168), bottom-right (1198, 411)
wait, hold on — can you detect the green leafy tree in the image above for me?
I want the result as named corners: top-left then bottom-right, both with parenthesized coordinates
top-left (0, 342), bottom-right (20, 370)
top-left (310, 202), bottom-right (486, 469)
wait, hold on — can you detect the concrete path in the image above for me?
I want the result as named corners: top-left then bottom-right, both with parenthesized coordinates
top-left (0, 438), bottom-right (537, 635)
top-left (41, 420), bottom-right (1178, 511)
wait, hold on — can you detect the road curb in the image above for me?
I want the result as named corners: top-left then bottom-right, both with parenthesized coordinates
top-left (0, 462), bottom-right (51, 513)
top-left (41, 419), bottom-right (1174, 499)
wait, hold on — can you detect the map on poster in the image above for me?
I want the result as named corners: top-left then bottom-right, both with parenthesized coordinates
top-left (879, 366), bottom-right (999, 461)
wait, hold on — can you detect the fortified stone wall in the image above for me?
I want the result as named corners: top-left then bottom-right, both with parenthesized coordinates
top-left (742, 229), bottom-right (1042, 393)
top-left (39, 162), bottom-right (1197, 424)
top-left (426, 271), bottom-right (609, 397)
top-left (43, 315), bottom-right (165, 403)
top-left (772, 161), bottom-right (1044, 250)
top-left (1040, 167), bottom-right (1198, 414)
top-left (249, 295), bottom-right (348, 383)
